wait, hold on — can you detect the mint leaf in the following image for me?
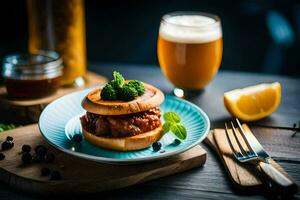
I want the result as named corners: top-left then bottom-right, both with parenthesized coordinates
top-left (163, 112), bottom-right (181, 123)
top-left (162, 122), bottom-right (171, 134)
top-left (162, 112), bottom-right (187, 140)
top-left (170, 124), bottom-right (187, 140)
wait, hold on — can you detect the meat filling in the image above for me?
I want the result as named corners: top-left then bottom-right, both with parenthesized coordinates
top-left (80, 108), bottom-right (161, 137)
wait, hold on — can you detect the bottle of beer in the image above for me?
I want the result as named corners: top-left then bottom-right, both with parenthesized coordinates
top-left (27, 0), bottom-right (86, 85)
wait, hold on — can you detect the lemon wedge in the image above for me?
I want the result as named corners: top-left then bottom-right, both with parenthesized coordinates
top-left (224, 82), bottom-right (281, 121)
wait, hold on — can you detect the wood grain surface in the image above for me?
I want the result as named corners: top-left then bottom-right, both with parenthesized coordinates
top-left (0, 124), bottom-right (206, 195)
top-left (205, 125), bottom-right (295, 190)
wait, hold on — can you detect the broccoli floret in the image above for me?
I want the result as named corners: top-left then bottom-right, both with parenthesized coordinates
top-left (127, 80), bottom-right (145, 95)
top-left (100, 84), bottom-right (117, 100)
top-left (109, 80), bottom-right (121, 90)
top-left (110, 71), bottom-right (124, 89)
top-left (118, 85), bottom-right (138, 101)
top-left (100, 71), bottom-right (144, 101)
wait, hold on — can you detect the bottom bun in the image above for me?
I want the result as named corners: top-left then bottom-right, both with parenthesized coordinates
top-left (82, 125), bottom-right (163, 151)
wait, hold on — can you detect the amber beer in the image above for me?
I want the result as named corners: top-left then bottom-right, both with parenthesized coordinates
top-left (27, 0), bottom-right (86, 85)
top-left (158, 13), bottom-right (223, 90)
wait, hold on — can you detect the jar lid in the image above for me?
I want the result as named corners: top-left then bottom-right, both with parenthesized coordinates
top-left (2, 51), bottom-right (63, 80)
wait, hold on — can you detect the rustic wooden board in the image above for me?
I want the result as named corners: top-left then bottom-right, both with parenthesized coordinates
top-left (204, 124), bottom-right (294, 190)
top-left (0, 124), bottom-right (206, 195)
top-left (0, 71), bottom-right (107, 123)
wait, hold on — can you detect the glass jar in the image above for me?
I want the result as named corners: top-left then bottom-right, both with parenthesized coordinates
top-left (2, 51), bottom-right (63, 98)
top-left (27, 0), bottom-right (86, 85)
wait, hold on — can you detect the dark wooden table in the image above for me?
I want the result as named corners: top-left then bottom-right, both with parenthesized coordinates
top-left (0, 64), bottom-right (299, 200)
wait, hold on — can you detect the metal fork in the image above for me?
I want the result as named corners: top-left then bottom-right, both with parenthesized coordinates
top-left (225, 118), bottom-right (298, 195)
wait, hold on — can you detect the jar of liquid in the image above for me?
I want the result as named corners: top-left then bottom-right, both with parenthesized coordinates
top-left (27, 0), bottom-right (86, 85)
top-left (2, 51), bottom-right (63, 98)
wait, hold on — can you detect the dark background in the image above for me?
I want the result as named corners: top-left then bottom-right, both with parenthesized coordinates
top-left (0, 0), bottom-right (299, 77)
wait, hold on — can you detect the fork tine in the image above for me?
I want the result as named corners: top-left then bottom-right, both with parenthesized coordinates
top-left (225, 123), bottom-right (240, 159)
top-left (235, 118), bottom-right (256, 156)
top-left (230, 121), bottom-right (247, 156)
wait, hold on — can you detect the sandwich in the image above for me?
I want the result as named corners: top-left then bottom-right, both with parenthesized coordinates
top-left (80, 71), bottom-right (164, 151)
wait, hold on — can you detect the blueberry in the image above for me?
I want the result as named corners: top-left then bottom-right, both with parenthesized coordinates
top-left (152, 141), bottom-right (162, 151)
top-left (0, 153), bottom-right (5, 160)
top-left (6, 136), bottom-right (13, 141)
top-left (21, 152), bottom-right (32, 164)
top-left (34, 154), bottom-right (45, 162)
top-left (174, 139), bottom-right (181, 145)
top-left (45, 153), bottom-right (55, 163)
top-left (73, 134), bottom-right (82, 143)
top-left (50, 171), bottom-right (61, 180)
top-left (41, 167), bottom-right (51, 176)
top-left (35, 145), bottom-right (47, 156)
top-left (1, 142), bottom-right (9, 150)
top-left (22, 144), bottom-right (31, 152)
top-left (1, 141), bottom-right (14, 150)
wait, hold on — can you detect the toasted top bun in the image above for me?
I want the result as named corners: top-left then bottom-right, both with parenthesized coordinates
top-left (82, 125), bottom-right (163, 151)
top-left (82, 82), bottom-right (164, 115)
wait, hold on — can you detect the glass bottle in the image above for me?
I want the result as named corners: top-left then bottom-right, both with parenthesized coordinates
top-left (27, 0), bottom-right (86, 85)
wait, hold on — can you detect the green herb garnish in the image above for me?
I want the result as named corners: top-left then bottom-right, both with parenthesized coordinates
top-left (162, 112), bottom-right (187, 140)
top-left (110, 71), bottom-right (125, 89)
top-left (118, 85), bottom-right (138, 101)
top-left (0, 123), bottom-right (19, 132)
top-left (127, 80), bottom-right (145, 96)
top-left (101, 84), bottom-right (118, 100)
top-left (292, 121), bottom-right (300, 137)
top-left (100, 70), bottom-right (145, 101)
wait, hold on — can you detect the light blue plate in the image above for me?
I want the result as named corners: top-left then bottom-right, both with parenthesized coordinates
top-left (39, 87), bottom-right (210, 164)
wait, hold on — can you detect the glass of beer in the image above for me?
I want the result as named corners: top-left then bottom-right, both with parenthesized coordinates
top-left (157, 12), bottom-right (223, 97)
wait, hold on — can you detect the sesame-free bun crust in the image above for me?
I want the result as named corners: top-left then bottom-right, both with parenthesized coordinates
top-left (82, 82), bottom-right (164, 115)
top-left (82, 125), bottom-right (163, 151)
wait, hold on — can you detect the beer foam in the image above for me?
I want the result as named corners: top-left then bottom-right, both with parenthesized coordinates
top-left (159, 15), bottom-right (222, 44)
